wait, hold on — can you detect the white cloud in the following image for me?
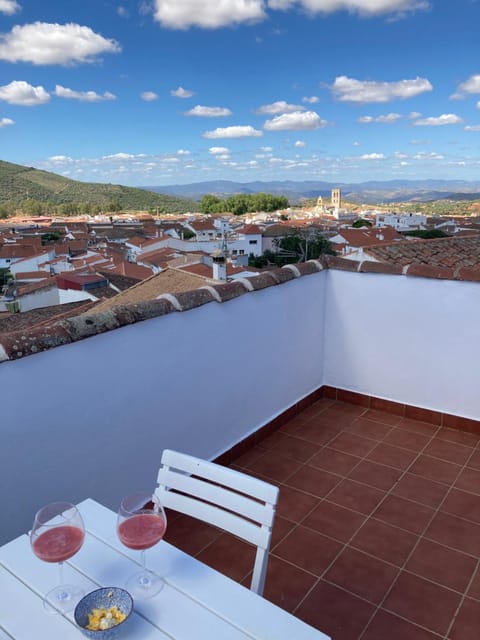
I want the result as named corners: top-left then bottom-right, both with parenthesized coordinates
top-left (54, 85), bottom-right (116, 102)
top-left (170, 86), bottom-right (194, 98)
top-left (413, 113), bottom-right (463, 126)
top-left (294, 140), bottom-right (306, 147)
top-left (0, 0), bottom-right (20, 15)
top-left (102, 152), bottom-right (136, 160)
top-left (209, 146), bottom-right (230, 154)
top-left (477, 101), bottom-right (480, 109)
top-left (267, 0), bottom-right (429, 17)
top-left (0, 80), bottom-right (50, 106)
top-left (0, 22), bottom-right (121, 65)
top-left (302, 96), bottom-right (319, 104)
top-left (264, 110), bottom-right (328, 130)
top-left (153, 0), bottom-right (265, 29)
top-left (457, 75), bottom-right (480, 95)
top-left (48, 155), bottom-right (73, 162)
top-left (141, 91), bottom-right (159, 101)
top-left (176, 149), bottom-right (191, 155)
top-left (202, 125), bottom-right (263, 138)
top-left (184, 105), bottom-right (232, 117)
top-left (0, 117), bottom-right (14, 127)
top-left (464, 125), bottom-right (480, 132)
top-left (408, 111), bottom-right (421, 119)
top-left (260, 146), bottom-right (273, 151)
top-left (360, 153), bottom-right (385, 159)
top-left (331, 75), bottom-right (432, 103)
top-left (255, 100), bottom-right (305, 114)
top-left (358, 112), bottom-right (402, 123)
top-left (117, 5), bottom-right (129, 17)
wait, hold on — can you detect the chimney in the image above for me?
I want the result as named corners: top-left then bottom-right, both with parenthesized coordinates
top-left (211, 250), bottom-right (227, 281)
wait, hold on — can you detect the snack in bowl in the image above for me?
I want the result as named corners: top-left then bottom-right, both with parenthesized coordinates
top-left (74, 587), bottom-right (133, 638)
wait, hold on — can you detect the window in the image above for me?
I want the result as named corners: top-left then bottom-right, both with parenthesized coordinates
top-left (232, 249), bottom-right (238, 255)
top-left (249, 240), bottom-right (257, 245)
top-left (239, 250), bottom-right (245, 256)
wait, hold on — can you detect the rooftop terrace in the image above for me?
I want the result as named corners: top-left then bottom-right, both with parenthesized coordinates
top-left (2, 256), bottom-right (480, 638)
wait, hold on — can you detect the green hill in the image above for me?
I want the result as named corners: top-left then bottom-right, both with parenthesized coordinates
top-left (0, 159), bottom-right (196, 214)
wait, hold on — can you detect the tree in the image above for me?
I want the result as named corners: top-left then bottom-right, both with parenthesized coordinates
top-left (352, 218), bottom-right (372, 228)
top-left (275, 230), bottom-right (336, 264)
top-left (404, 229), bottom-right (448, 239)
top-left (200, 194), bottom-right (224, 214)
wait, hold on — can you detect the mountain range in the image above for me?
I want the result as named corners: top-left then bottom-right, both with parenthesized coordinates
top-left (144, 179), bottom-right (480, 205)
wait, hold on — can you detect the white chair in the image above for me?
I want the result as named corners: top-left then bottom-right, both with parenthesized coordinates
top-left (156, 449), bottom-right (279, 596)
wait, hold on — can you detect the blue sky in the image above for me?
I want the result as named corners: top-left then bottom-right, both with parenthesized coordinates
top-left (0, 0), bottom-right (479, 186)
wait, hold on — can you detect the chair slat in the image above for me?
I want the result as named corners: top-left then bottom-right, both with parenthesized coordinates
top-left (157, 467), bottom-right (275, 527)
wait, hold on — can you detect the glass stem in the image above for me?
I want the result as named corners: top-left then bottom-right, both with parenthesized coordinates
top-left (139, 549), bottom-right (150, 586)
top-left (58, 561), bottom-right (64, 587)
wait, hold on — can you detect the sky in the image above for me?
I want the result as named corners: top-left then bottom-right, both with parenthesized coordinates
top-left (0, 0), bottom-right (479, 187)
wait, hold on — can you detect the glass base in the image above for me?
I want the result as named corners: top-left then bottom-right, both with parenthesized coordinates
top-left (125, 569), bottom-right (164, 600)
top-left (43, 584), bottom-right (85, 614)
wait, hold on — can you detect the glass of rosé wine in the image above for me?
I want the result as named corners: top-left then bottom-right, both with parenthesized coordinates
top-left (30, 502), bottom-right (85, 614)
top-left (117, 492), bottom-right (167, 599)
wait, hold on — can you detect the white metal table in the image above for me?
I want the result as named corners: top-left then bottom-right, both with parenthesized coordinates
top-left (0, 499), bottom-right (330, 639)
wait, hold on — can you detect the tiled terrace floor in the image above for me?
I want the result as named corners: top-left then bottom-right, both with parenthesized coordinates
top-left (164, 399), bottom-right (480, 640)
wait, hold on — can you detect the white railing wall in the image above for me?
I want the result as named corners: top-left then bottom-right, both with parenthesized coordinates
top-left (2, 267), bottom-right (480, 544)
top-left (0, 275), bottom-right (326, 544)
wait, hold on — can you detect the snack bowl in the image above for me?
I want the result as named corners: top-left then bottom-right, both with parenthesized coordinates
top-left (74, 587), bottom-right (133, 639)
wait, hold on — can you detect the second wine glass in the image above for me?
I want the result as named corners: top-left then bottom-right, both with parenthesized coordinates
top-left (117, 492), bottom-right (167, 599)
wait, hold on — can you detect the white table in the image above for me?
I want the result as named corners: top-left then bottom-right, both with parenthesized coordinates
top-left (0, 499), bottom-right (330, 639)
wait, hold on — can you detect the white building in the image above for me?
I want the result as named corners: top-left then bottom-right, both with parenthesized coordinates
top-left (376, 212), bottom-right (427, 231)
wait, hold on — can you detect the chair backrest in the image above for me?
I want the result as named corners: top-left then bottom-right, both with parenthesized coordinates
top-left (156, 449), bottom-right (279, 595)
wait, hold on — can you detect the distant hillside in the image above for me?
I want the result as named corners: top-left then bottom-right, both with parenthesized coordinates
top-left (0, 160), bottom-right (195, 213)
top-left (147, 179), bottom-right (480, 205)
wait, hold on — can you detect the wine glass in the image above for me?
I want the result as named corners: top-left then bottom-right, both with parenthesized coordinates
top-left (117, 492), bottom-right (167, 599)
top-left (30, 502), bottom-right (85, 614)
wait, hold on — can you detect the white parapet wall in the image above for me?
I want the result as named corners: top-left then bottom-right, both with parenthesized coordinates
top-left (0, 274), bottom-right (326, 544)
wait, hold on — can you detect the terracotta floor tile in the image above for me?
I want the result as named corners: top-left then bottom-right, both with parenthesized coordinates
top-left (348, 460), bottom-right (401, 491)
top-left (383, 571), bottom-right (462, 635)
top-left (232, 444), bottom-right (268, 468)
top-left (196, 533), bottom-right (256, 583)
top-left (466, 448), bottom-right (480, 471)
top-left (293, 422), bottom-right (339, 446)
top-left (271, 515), bottom-right (296, 548)
top-left (344, 417), bottom-right (393, 441)
top-left (455, 467), bottom-right (480, 495)
top-left (383, 428), bottom-right (432, 452)
top-left (278, 415), bottom-right (310, 435)
top-left (297, 399), bottom-right (333, 420)
top-left (308, 447), bottom-right (362, 476)
top-left (302, 500), bottom-right (366, 543)
top-left (424, 511), bottom-right (480, 557)
top-left (449, 597), bottom-right (480, 640)
top-left (324, 546), bottom-right (399, 604)
top-left (328, 431), bottom-right (378, 457)
top-left (405, 538), bottom-right (477, 593)
top-left (285, 465), bottom-right (341, 498)
top-left (246, 450), bottom-right (302, 483)
top-left (276, 485), bottom-right (320, 522)
top-left (350, 518), bottom-right (417, 567)
top-left (326, 479), bottom-right (385, 515)
top-left (362, 609), bottom-right (440, 640)
top-left (409, 455), bottom-right (462, 485)
top-left (367, 442), bottom-right (418, 470)
top-left (295, 580), bottom-right (376, 640)
top-left (327, 401), bottom-right (368, 417)
top-left (262, 555), bottom-right (317, 613)
top-left (423, 438), bottom-right (473, 465)
top-left (392, 472), bottom-right (449, 509)
top-left (164, 514), bottom-right (222, 556)
top-left (397, 418), bottom-right (439, 436)
top-left (373, 495), bottom-right (435, 534)
top-left (435, 427), bottom-right (480, 448)
top-left (363, 410), bottom-right (403, 426)
top-left (441, 488), bottom-right (480, 525)
top-left (467, 565), bottom-right (480, 600)
top-left (273, 525), bottom-right (342, 575)
top-left (268, 433), bottom-right (323, 463)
